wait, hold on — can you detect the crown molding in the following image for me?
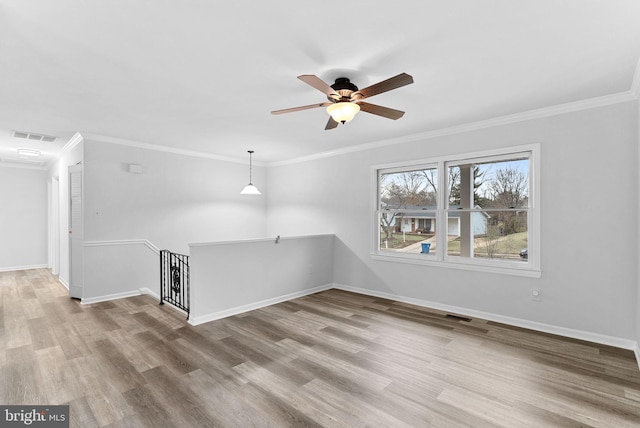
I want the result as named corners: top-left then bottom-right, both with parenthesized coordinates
top-left (81, 132), bottom-right (265, 167)
top-left (61, 88), bottom-right (637, 169)
top-left (269, 91), bottom-right (636, 167)
top-left (60, 131), bottom-right (84, 155)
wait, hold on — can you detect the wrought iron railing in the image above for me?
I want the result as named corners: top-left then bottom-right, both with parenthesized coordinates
top-left (160, 250), bottom-right (190, 319)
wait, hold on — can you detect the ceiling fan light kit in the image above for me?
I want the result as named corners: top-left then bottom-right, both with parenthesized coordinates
top-left (271, 73), bottom-right (414, 130)
top-left (326, 102), bottom-right (360, 124)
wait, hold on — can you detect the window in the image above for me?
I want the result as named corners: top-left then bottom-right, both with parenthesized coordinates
top-left (373, 145), bottom-right (539, 277)
top-left (378, 165), bottom-right (437, 251)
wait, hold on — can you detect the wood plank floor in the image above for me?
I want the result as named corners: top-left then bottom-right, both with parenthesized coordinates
top-left (2, 269), bottom-right (640, 427)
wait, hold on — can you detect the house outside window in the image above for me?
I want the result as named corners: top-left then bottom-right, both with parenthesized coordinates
top-left (373, 145), bottom-right (540, 277)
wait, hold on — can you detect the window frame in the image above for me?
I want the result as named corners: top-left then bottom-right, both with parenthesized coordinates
top-left (371, 144), bottom-right (540, 278)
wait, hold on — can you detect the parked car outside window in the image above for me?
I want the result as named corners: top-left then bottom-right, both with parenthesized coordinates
top-left (520, 248), bottom-right (528, 260)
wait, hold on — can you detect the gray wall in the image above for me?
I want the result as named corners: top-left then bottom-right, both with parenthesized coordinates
top-left (637, 96), bottom-right (640, 353)
top-left (267, 101), bottom-right (639, 344)
top-left (83, 140), bottom-right (268, 254)
top-left (47, 139), bottom-right (83, 287)
top-left (0, 167), bottom-right (48, 270)
top-left (80, 139), bottom-right (268, 300)
top-left (189, 234), bottom-right (334, 325)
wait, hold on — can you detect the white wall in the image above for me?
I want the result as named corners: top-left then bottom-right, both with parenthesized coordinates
top-left (83, 241), bottom-right (159, 303)
top-left (637, 97), bottom-right (640, 355)
top-left (267, 101), bottom-right (639, 344)
top-left (0, 167), bottom-right (48, 270)
top-left (189, 234), bottom-right (334, 325)
top-left (83, 140), bottom-right (268, 253)
top-left (47, 138), bottom-right (83, 287)
top-left (81, 139), bottom-right (268, 300)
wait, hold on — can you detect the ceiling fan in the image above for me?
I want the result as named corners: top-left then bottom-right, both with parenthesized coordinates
top-left (271, 73), bottom-right (414, 130)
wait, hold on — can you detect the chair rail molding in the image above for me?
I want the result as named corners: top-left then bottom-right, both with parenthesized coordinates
top-left (84, 239), bottom-right (161, 255)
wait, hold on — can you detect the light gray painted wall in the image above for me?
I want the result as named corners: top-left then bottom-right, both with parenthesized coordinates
top-left (189, 234), bottom-right (334, 325)
top-left (47, 141), bottom-right (84, 286)
top-left (637, 97), bottom-right (640, 352)
top-left (83, 140), bottom-right (268, 254)
top-left (267, 101), bottom-right (639, 342)
top-left (0, 167), bottom-right (48, 270)
top-left (81, 139), bottom-right (268, 300)
top-left (83, 241), bottom-right (159, 302)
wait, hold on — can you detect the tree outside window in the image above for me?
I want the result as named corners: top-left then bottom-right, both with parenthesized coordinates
top-left (375, 147), bottom-right (537, 275)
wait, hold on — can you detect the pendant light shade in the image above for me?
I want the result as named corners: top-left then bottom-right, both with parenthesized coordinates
top-left (326, 102), bottom-right (360, 124)
top-left (240, 150), bottom-right (261, 195)
top-left (240, 183), bottom-right (261, 195)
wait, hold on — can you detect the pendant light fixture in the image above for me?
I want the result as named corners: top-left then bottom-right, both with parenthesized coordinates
top-left (240, 150), bottom-right (261, 195)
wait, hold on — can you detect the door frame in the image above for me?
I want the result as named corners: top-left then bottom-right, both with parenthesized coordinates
top-left (68, 163), bottom-right (83, 299)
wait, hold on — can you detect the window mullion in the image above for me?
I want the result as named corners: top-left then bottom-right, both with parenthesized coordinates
top-left (436, 159), bottom-right (447, 261)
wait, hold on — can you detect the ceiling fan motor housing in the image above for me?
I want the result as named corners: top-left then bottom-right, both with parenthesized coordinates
top-left (330, 78), bottom-right (359, 101)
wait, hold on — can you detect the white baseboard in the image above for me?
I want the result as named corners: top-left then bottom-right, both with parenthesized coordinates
top-left (188, 283), bottom-right (334, 326)
top-left (140, 287), bottom-right (160, 300)
top-left (82, 290), bottom-right (143, 305)
top-left (140, 288), bottom-right (189, 318)
top-left (333, 283), bottom-right (639, 352)
top-left (66, 278), bottom-right (640, 371)
top-left (81, 288), bottom-right (160, 305)
top-left (78, 287), bottom-right (190, 317)
top-left (0, 264), bottom-right (48, 272)
top-left (58, 276), bottom-right (70, 290)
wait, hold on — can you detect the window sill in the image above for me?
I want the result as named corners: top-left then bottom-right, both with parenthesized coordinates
top-left (370, 252), bottom-right (541, 278)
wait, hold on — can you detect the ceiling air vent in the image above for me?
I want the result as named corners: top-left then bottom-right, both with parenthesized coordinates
top-left (11, 130), bottom-right (57, 142)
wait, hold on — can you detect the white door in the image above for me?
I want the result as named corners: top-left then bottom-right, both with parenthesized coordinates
top-left (69, 164), bottom-right (83, 299)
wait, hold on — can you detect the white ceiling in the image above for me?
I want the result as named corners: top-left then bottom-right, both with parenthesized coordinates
top-left (1, 1), bottom-right (639, 167)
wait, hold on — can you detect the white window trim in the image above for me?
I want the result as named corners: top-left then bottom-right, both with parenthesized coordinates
top-left (371, 144), bottom-right (541, 278)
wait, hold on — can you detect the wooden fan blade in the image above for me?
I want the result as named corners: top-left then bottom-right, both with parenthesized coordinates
top-left (298, 75), bottom-right (340, 100)
top-left (325, 117), bottom-right (339, 130)
top-left (358, 102), bottom-right (405, 120)
top-left (352, 73), bottom-right (414, 100)
top-left (271, 102), bottom-right (332, 115)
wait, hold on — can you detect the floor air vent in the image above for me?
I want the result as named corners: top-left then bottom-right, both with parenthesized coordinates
top-left (445, 314), bottom-right (472, 322)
